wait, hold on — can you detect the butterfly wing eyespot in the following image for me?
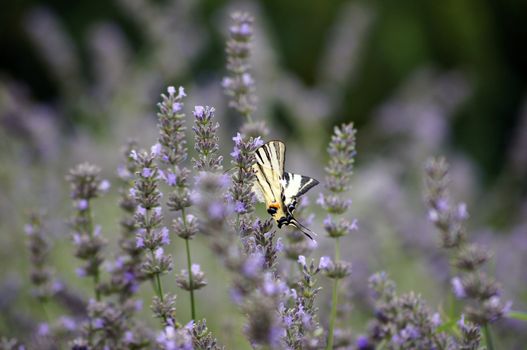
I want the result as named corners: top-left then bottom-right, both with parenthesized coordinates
top-left (267, 207), bottom-right (277, 215)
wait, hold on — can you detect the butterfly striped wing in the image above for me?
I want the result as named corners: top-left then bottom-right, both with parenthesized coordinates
top-left (255, 140), bottom-right (285, 175)
top-left (252, 140), bottom-right (318, 240)
top-left (281, 172), bottom-right (319, 213)
top-left (253, 141), bottom-right (287, 213)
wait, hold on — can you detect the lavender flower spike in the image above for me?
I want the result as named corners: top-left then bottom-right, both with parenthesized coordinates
top-left (223, 12), bottom-right (257, 120)
top-left (192, 105), bottom-right (223, 171)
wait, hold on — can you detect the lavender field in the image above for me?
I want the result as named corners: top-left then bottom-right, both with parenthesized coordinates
top-left (1, 1), bottom-right (526, 349)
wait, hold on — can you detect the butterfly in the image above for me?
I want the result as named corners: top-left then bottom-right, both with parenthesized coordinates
top-left (252, 140), bottom-right (319, 239)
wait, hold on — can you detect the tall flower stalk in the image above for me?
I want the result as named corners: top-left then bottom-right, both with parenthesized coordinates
top-left (222, 12), bottom-right (268, 138)
top-left (130, 147), bottom-right (174, 324)
top-left (66, 162), bottom-right (109, 302)
top-left (424, 157), bottom-right (512, 350)
top-left (318, 123), bottom-right (357, 349)
top-left (25, 212), bottom-right (56, 325)
top-left (155, 86), bottom-right (206, 322)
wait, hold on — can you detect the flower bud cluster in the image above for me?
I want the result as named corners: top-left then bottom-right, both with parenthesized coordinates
top-left (195, 169), bottom-right (286, 349)
top-left (66, 163), bottom-right (109, 294)
top-left (318, 256), bottom-right (352, 280)
top-left (130, 148), bottom-right (172, 278)
top-left (191, 320), bottom-right (223, 350)
top-left (100, 141), bottom-right (145, 301)
top-left (156, 322), bottom-right (193, 350)
top-left (319, 123), bottom-right (358, 239)
top-left (425, 157), bottom-right (511, 325)
top-left (84, 299), bottom-right (146, 349)
top-left (156, 86), bottom-right (191, 212)
top-left (280, 256), bottom-right (324, 349)
top-left (176, 264), bottom-right (207, 291)
top-left (222, 12), bottom-right (257, 121)
top-left (192, 106), bottom-right (223, 171)
top-left (25, 213), bottom-right (57, 301)
top-left (366, 272), bottom-right (460, 349)
top-left (229, 133), bottom-right (263, 239)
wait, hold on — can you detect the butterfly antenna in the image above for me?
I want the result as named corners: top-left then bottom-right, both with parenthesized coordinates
top-left (290, 218), bottom-right (317, 240)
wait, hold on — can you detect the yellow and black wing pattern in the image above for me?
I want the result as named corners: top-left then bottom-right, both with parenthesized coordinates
top-left (253, 140), bottom-right (318, 239)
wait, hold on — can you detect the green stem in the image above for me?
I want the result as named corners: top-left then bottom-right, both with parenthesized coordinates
top-left (327, 278), bottom-right (339, 350)
top-left (181, 208), bottom-right (196, 320)
top-left (155, 272), bottom-right (164, 301)
top-left (39, 298), bottom-right (51, 323)
top-left (483, 323), bottom-right (495, 350)
top-left (185, 239), bottom-right (196, 320)
top-left (326, 237), bottom-right (341, 350)
top-left (85, 204), bottom-right (101, 301)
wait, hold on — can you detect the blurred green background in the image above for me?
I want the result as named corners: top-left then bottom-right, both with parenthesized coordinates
top-left (1, 0), bottom-right (526, 348)
top-left (1, 0), bottom-right (526, 181)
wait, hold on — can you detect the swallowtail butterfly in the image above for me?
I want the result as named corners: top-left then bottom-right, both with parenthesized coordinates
top-left (252, 140), bottom-right (319, 239)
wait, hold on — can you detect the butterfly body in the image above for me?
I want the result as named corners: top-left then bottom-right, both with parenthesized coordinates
top-left (252, 140), bottom-right (319, 239)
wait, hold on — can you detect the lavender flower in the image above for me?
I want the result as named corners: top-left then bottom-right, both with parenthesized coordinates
top-left (157, 86), bottom-right (187, 166)
top-left (66, 162), bottom-right (108, 301)
top-left (318, 123), bottom-right (357, 349)
top-left (424, 157), bottom-right (511, 326)
top-left (229, 133), bottom-right (263, 241)
top-left (176, 264), bottom-right (207, 291)
top-left (25, 213), bottom-right (56, 301)
top-left (131, 147), bottom-right (175, 324)
top-left (194, 170), bottom-right (286, 349)
top-left (156, 324), bottom-right (193, 350)
top-left (281, 256), bottom-right (324, 349)
top-left (99, 140), bottom-right (146, 302)
top-left (191, 320), bottom-right (224, 349)
top-left (223, 12), bottom-right (257, 121)
top-left (192, 105), bottom-right (223, 171)
top-left (366, 272), bottom-right (454, 349)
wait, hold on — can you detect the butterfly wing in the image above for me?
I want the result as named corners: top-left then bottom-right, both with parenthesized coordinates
top-left (281, 172), bottom-right (319, 213)
top-left (252, 141), bottom-right (318, 240)
top-left (255, 140), bottom-right (285, 175)
top-left (253, 141), bottom-right (288, 219)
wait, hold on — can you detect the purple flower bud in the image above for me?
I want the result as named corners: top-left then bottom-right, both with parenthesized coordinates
top-left (253, 137), bottom-right (263, 148)
top-left (177, 86), bottom-right (186, 99)
top-left (151, 143), bottom-right (162, 157)
top-left (93, 318), bottom-right (104, 329)
top-left (77, 199), bottom-right (89, 211)
top-left (234, 200), bottom-right (246, 213)
top-left (457, 202), bottom-right (468, 219)
top-left (451, 277), bottom-right (466, 298)
top-left (155, 247), bottom-right (164, 260)
top-left (319, 256), bottom-right (332, 270)
top-left (136, 206), bottom-right (146, 216)
top-left (356, 335), bottom-right (370, 349)
top-left (276, 238), bottom-right (284, 252)
top-left (172, 102), bottom-right (183, 113)
top-left (298, 255), bottom-right (306, 266)
top-left (191, 264), bottom-right (201, 275)
top-left (129, 150), bottom-right (139, 161)
top-left (136, 236), bottom-right (145, 248)
top-left (167, 86), bottom-right (176, 96)
top-left (99, 179), bottom-right (111, 193)
top-left (431, 313), bottom-right (441, 327)
top-left (193, 106), bottom-right (205, 118)
top-left (141, 167), bottom-right (153, 178)
top-left (60, 316), bottom-right (77, 331)
top-left (232, 132), bottom-right (243, 146)
top-left (160, 227), bottom-right (170, 245)
top-left (37, 323), bottom-right (50, 336)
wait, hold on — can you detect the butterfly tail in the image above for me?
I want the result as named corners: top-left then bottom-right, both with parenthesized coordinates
top-left (289, 218), bottom-right (317, 240)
